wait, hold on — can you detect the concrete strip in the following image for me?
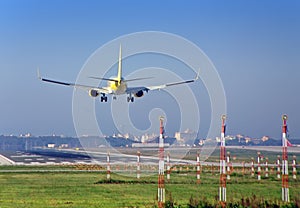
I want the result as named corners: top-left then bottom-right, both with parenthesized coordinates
top-left (0, 154), bottom-right (15, 165)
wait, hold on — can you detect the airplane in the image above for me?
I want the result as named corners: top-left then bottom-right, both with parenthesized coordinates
top-left (38, 45), bottom-right (199, 103)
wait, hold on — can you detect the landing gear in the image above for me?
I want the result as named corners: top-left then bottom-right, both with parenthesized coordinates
top-left (100, 94), bottom-right (108, 102)
top-left (127, 95), bottom-right (134, 102)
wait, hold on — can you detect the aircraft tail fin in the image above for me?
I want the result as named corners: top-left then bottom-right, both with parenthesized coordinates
top-left (117, 44), bottom-right (122, 84)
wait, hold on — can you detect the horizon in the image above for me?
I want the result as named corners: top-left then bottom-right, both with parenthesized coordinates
top-left (2, 130), bottom-right (298, 142)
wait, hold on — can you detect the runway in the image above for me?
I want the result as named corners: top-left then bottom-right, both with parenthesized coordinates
top-left (227, 146), bottom-right (300, 153)
top-left (0, 149), bottom-right (92, 165)
top-left (1, 146), bottom-right (299, 167)
top-left (0, 148), bottom-right (198, 166)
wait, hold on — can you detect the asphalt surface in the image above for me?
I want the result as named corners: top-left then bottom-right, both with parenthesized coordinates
top-left (1, 146), bottom-right (299, 167)
top-left (0, 149), bottom-right (92, 165)
top-left (0, 148), bottom-right (194, 166)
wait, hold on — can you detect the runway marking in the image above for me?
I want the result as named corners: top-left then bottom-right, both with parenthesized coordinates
top-left (24, 159), bottom-right (32, 161)
top-left (36, 158), bottom-right (44, 161)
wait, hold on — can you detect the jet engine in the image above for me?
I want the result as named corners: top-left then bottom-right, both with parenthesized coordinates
top-left (89, 89), bottom-right (99, 97)
top-left (134, 90), bottom-right (144, 97)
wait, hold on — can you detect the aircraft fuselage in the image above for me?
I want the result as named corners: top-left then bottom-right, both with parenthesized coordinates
top-left (108, 76), bottom-right (127, 95)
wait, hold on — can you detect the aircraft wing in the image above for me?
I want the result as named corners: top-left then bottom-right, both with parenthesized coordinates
top-left (126, 78), bottom-right (197, 94)
top-left (38, 71), bottom-right (111, 94)
top-left (147, 79), bottom-right (196, 91)
top-left (126, 73), bottom-right (199, 94)
top-left (148, 71), bottom-right (199, 91)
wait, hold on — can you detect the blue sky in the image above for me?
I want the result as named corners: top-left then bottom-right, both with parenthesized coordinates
top-left (0, 0), bottom-right (299, 140)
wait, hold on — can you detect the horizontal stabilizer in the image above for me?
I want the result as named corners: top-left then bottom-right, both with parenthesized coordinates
top-left (89, 76), bottom-right (153, 83)
top-left (89, 76), bottom-right (119, 82)
top-left (124, 77), bottom-right (154, 82)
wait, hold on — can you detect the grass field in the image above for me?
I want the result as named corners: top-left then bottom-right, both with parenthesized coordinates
top-left (0, 165), bottom-right (299, 208)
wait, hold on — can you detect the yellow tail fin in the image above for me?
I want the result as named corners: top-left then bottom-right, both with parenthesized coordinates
top-left (117, 44), bottom-right (122, 83)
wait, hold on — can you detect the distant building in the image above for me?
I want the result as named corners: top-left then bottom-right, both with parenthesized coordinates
top-left (59, 144), bottom-right (69, 148)
top-left (199, 139), bottom-right (205, 146)
top-left (174, 129), bottom-right (197, 145)
top-left (47, 143), bottom-right (55, 148)
top-left (132, 143), bottom-right (170, 148)
top-left (140, 133), bottom-right (157, 143)
top-left (261, 136), bottom-right (269, 142)
top-left (20, 133), bottom-right (32, 138)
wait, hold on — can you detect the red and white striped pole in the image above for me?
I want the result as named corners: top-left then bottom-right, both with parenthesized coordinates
top-left (196, 152), bottom-right (201, 184)
top-left (292, 156), bottom-right (297, 180)
top-left (282, 114), bottom-right (289, 202)
top-left (158, 116), bottom-right (165, 208)
top-left (167, 152), bottom-right (170, 181)
top-left (137, 151), bottom-right (141, 179)
top-left (227, 151), bottom-right (231, 180)
top-left (257, 152), bottom-right (261, 181)
top-left (107, 151), bottom-right (111, 180)
top-left (265, 157), bottom-right (269, 178)
top-left (219, 115), bottom-right (227, 205)
top-left (277, 155), bottom-right (281, 179)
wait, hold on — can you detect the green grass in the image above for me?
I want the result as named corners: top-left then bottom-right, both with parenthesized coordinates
top-left (0, 165), bottom-right (299, 207)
